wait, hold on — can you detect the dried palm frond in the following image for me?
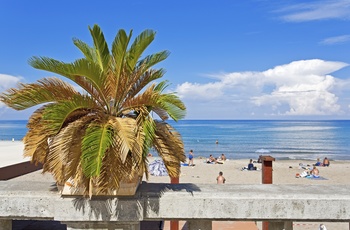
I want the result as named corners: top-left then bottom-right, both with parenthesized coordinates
top-left (0, 24), bottom-right (186, 197)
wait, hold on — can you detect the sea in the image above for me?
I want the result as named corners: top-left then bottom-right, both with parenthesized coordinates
top-left (1, 120), bottom-right (350, 161)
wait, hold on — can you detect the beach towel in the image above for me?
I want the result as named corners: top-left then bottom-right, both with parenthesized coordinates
top-left (306, 175), bottom-right (328, 180)
top-left (299, 171), bottom-right (308, 178)
top-left (298, 163), bottom-right (312, 170)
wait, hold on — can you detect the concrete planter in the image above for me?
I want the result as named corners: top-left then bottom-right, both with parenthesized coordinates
top-left (58, 173), bottom-right (142, 196)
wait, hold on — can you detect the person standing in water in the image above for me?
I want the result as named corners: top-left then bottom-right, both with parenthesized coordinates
top-left (188, 149), bottom-right (194, 166)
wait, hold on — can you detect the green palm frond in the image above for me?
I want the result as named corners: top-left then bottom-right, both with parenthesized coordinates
top-left (121, 82), bottom-right (186, 121)
top-left (28, 57), bottom-right (67, 77)
top-left (88, 25), bottom-right (110, 72)
top-left (66, 58), bottom-right (106, 91)
top-left (111, 29), bottom-right (131, 80)
top-left (139, 117), bottom-right (156, 180)
top-left (139, 50), bottom-right (170, 71)
top-left (81, 121), bottom-right (114, 177)
top-left (73, 38), bottom-right (96, 63)
top-left (127, 29), bottom-right (155, 70)
top-left (153, 81), bottom-right (186, 120)
top-left (156, 93), bottom-right (186, 121)
top-left (41, 94), bottom-right (99, 134)
top-left (125, 69), bottom-right (166, 100)
top-left (29, 57), bottom-right (107, 104)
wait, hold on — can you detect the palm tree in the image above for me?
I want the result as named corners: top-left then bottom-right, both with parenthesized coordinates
top-left (0, 24), bottom-right (186, 197)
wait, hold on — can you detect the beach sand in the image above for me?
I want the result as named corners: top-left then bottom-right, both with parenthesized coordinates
top-left (146, 156), bottom-right (350, 186)
top-left (3, 143), bottom-right (350, 229)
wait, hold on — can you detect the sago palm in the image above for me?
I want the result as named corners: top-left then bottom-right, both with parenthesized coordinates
top-left (0, 24), bottom-right (186, 197)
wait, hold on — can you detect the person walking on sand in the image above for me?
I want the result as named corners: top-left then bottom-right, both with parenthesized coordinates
top-left (216, 171), bottom-right (226, 184)
top-left (188, 149), bottom-right (194, 166)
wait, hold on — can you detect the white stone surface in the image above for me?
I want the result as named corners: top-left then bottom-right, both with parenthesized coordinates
top-left (0, 182), bottom-right (349, 223)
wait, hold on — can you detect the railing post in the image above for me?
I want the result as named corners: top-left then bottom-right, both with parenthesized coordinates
top-left (63, 221), bottom-right (140, 230)
top-left (261, 155), bottom-right (275, 230)
top-left (188, 220), bottom-right (212, 230)
top-left (261, 155), bottom-right (275, 184)
top-left (0, 219), bottom-right (12, 230)
top-left (170, 176), bottom-right (179, 230)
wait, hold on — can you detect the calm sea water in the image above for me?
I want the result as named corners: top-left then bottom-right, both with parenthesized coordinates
top-left (1, 120), bottom-right (350, 160)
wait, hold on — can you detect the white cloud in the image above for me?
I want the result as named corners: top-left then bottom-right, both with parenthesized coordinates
top-left (276, 0), bottom-right (350, 22)
top-left (0, 74), bottom-right (23, 108)
top-left (176, 59), bottom-right (350, 119)
top-left (320, 35), bottom-right (350, 45)
top-left (176, 81), bottom-right (224, 100)
top-left (0, 74), bottom-right (22, 91)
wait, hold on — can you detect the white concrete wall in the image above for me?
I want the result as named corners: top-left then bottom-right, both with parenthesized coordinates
top-left (0, 181), bottom-right (349, 224)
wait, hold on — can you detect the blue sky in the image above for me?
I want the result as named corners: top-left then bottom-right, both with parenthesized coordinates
top-left (1, 0), bottom-right (350, 120)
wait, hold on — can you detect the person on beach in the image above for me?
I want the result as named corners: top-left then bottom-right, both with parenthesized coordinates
top-left (220, 154), bottom-right (226, 161)
top-left (248, 159), bottom-right (255, 170)
top-left (216, 171), bottom-right (226, 184)
top-left (207, 154), bottom-right (217, 164)
top-left (257, 155), bottom-right (262, 163)
top-left (242, 159), bottom-right (256, 170)
top-left (319, 223), bottom-right (327, 230)
top-left (314, 158), bottom-right (322, 166)
top-left (188, 150), bottom-right (194, 166)
top-left (216, 153), bottom-right (226, 164)
top-left (323, 157), bottom-right (330, 167)
top-left (311, 166), bottom-right (320, 178)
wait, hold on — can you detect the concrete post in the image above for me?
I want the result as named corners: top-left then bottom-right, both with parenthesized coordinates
top-left (63, 221), bottom-right (140, 230)
top-left (187, 220), bottom-right (212, 230)
top-left (170, 177), bottom-right (180, 230)
top-left (261, 156), bottom-right (275, 230)
top-left (0, 219), bottom-right (12, 230)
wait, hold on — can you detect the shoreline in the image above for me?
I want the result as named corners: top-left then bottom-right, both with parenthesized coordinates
top-left (2, 140), bottom-right (349, 162)
top-left (1, 140), bottom-right (350, 186)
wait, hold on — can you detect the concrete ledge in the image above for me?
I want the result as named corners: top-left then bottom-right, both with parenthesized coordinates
top-left (141, 183), bottom-right (350, 221)
top-left (0, 182), bottom-right (349, 223)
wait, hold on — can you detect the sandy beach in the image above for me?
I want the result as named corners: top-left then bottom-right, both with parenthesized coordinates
top-left (2, 142), bottom-right (350, 229)
top-left (146, 156), bottom-right (350, 186)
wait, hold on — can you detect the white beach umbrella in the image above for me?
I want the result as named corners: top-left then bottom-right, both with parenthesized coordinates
top-left (148, 159), bottom-right (168, 176)
top-left (255, 148), bottom-right (270, 154)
